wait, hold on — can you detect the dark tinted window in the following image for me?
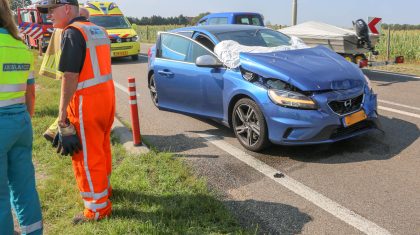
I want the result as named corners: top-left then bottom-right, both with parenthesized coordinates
top-left (215, 29), bottom-right (291, 47)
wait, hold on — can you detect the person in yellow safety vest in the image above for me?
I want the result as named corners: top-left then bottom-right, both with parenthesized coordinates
top-left (41, 7), bottom-right (90, 142)
top-left (0, 0), bottom-right (43, 234)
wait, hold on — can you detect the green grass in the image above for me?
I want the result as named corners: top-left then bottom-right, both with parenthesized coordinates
top-left (368, 63), bottom-right (420, 77)
top-left (31, 52), bottom-right (250, 234)
top-left (136, 25), bottom-right (184, 43)
top-left (375, 29), bottom-right (420, 63)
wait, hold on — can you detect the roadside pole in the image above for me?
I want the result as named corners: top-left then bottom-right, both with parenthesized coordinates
top-left (387, 26), bottom-right (391, 62)
top-left (292, 0), bottom-right (297, 25)
top-left (128, 77), bottom-right (142, 146)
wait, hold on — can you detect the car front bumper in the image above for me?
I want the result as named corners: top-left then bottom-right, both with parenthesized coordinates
top-left (264, 86), bottom-right (380, 145)
top-left (111, 41), bottom-right (140, 58)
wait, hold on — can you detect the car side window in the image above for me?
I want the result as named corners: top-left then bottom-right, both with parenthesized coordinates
top-left (208, 17), bottom-right (228, 25)
top-left (160, 34), bottom-right (191, 62)
top-left (197, 19), bottom-right (207, 25)
top-left (176, 31), bottom-right (194, 38)
top-left (187, 41), bottom-right (214, 63)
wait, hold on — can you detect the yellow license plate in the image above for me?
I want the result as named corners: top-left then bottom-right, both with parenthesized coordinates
top-left (114, 51), bottom-right (128, 56)
top-left (344, 110), bottom-right (367, 127)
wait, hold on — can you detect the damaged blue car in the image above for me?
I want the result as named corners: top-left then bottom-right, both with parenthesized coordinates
top-left (147, 25), bottom-right (380, 151)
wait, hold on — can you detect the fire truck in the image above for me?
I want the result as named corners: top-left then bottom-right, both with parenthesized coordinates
top-left (17, 2), bottom-right (53, 52)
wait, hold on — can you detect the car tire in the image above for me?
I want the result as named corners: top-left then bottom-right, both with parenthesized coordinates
top-left (149, 74), bottom-right (158, 107)
top-left (232, 98), bottom-right (270, 152)
top-left (131, 55), bottom-right (139, 61)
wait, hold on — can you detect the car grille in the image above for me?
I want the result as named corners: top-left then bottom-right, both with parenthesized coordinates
top-left (328, 94), bottom-right (364, 115)
top-left (111, 46), bottom-right (132, 51)
top-left (110, 38), bottom-right (133, 43)
top-left (330, 120), bottom-right (373, 139)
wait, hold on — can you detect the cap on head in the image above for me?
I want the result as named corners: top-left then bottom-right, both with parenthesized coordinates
top-left (37, 0), bottom-right (79, 14)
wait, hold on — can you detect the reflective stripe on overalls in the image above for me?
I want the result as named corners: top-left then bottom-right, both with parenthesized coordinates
top-left (64, 21), bottom-right (115, 220)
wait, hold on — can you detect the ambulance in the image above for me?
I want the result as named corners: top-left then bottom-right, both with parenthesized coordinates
top-left (83, 1), bottom-right (140, 60)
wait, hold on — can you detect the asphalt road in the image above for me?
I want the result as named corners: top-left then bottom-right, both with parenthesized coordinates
top-left (110, 45), bottom-right (419, 235)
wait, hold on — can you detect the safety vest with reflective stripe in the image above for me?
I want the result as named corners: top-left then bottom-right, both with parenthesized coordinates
top-left (0, 28), bottom-right (33, 107)
top-left (39, 28), bottom-right (63, 80)
top-left (64, 22), bottom-right (112, 90)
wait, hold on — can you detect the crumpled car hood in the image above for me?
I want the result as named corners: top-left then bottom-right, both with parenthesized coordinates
top-left (239, 46), bottom-right (366, 91)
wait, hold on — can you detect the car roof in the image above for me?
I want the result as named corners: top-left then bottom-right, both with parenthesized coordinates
top-left (171, 25), bottom-right (266, 35)
top-left (202, 12), bottom-right (262, 18)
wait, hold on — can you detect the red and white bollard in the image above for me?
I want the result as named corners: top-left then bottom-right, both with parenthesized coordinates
top-left (128, 77), bottom-right (142, 146)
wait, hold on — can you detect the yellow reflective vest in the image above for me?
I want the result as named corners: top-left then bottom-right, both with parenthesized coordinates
top-left (0, 28), bottom-right (34, 107)
top-left (39, 29), bottom-right (63, 79)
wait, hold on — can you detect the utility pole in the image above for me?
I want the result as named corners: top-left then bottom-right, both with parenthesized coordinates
top-left (292, 0), bottom-right (297, 25)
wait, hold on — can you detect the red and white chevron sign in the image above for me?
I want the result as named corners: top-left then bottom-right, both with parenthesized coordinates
top-left (368, 17), bottom-right (382, 34)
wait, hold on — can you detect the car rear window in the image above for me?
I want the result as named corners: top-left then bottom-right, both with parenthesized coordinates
top-left (234, 15), bottom-right (263, 26)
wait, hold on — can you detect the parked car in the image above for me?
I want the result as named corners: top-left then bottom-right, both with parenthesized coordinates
top-left (147, 25), bottom-right (380, 151)
top-left (197, 12), bottom-right (264, 27)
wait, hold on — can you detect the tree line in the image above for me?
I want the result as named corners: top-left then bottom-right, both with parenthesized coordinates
top-left (382, 24), bottom-right (420, 30)
top-left (127, 12), bottom-right (210, 26)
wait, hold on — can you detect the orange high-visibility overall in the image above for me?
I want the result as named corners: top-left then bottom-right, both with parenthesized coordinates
top-left (64, 21), bottom-right (115, 220)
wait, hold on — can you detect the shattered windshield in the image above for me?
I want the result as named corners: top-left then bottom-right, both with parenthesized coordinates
top-left (215, 29), bottom-right (291, 47)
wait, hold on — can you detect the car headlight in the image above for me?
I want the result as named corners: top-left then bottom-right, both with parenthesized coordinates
top-left (132, 36), bottom-right (139, 42)
top-left (268, 89), bottom-right (318, 110)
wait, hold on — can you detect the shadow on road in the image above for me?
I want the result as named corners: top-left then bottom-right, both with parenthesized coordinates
top-left (363, 69), bottom-right (419, 86)
top-left (176, 115), bottom-right (418, 164)
top-left (111, 188), bottom-right (311, 234)
top-left (258, 115), bottom-right (419, 164)
top-left (225, 199), bottom-right (312, 235)
top-left (111, 53), bottom-right (148, 65)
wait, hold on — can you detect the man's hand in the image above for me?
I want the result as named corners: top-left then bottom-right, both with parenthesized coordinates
top-left (53, 121), bottom-right (82, 156)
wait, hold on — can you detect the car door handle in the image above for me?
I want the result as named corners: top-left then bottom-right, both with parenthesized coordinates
top-left (158, 70), bottom-right (174, 77)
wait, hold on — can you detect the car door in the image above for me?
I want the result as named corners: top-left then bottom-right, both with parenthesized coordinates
top-left (154, 32), bottom-right (224, 118)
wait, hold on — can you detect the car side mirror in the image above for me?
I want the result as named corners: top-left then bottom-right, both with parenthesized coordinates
top-left (131, 23), bottom-right (138, 31)
top-left (195, 55), bottom-right (223, 68)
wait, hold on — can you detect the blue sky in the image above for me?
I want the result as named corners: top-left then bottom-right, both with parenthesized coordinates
top-left (110, 0), bottom-right (419, 27)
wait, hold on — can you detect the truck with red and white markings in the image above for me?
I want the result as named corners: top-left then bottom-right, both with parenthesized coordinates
top-left (17, 3), bottom-right (53, 52)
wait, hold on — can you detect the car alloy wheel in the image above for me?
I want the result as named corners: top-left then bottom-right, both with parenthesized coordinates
top-left (149, 74), bottom-right (158, 107)
top-left (232, 98), bottom-right (270, 151)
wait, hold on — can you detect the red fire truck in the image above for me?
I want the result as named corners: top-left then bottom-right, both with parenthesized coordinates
top-left (17, 3), bottom-right (53, 52)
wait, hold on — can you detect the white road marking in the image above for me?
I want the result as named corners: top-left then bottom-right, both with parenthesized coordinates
top-left (114, 80), bottom-right (141, 97)
top-left (378, 100), bottom-right (420, 112)
top-left (114, 81), bottom-right (129, 95)
top-left (379, 106), bottom-right (420, 119)
top-left (197, 132), bottom-right (391, 235)
top-left (139, 54), bottom-right (148, 58)
top-left (366, 69), bottom-right (420, 79)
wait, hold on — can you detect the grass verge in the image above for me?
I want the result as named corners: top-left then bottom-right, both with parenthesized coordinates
top-left (31, 52), bottom-right (250, 234)
top-left (367, 63), bottom-right (420, 77)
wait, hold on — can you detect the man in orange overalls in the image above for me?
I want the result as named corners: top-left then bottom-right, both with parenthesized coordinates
top-left (37, 0), bottom-right (115, 223)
